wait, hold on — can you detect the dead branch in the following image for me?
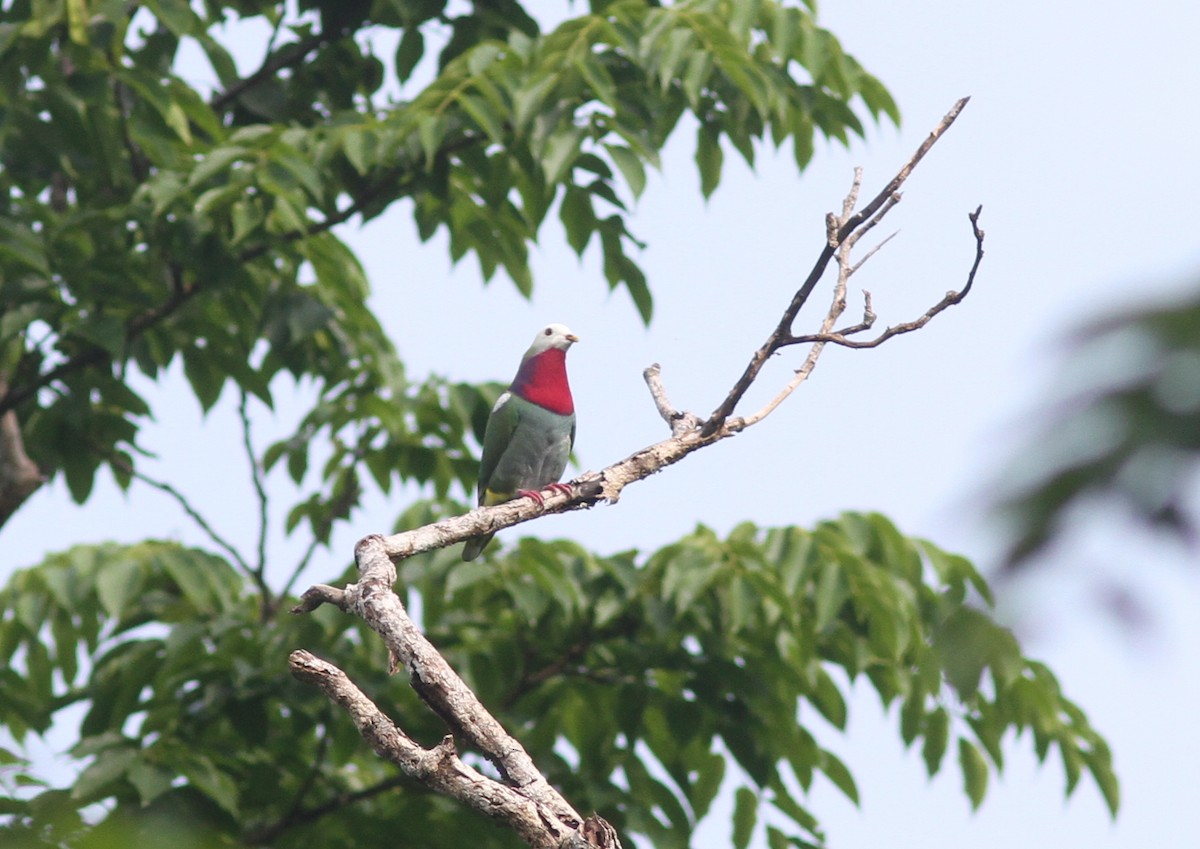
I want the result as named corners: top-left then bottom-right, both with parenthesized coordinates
top-left (292, 98), bottom-right (984, 849)
top-left (702, 95), bottom-right (972, 436)
top-left (291, 535), bottom-right (618, 848)
top-left (781, 206), bottom-right (985, 349)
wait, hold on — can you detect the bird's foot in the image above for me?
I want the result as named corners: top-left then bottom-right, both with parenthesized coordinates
top-left (517, 483), bottom-right (573, 508)
top-left (517, 488), bottom-right (546, 506)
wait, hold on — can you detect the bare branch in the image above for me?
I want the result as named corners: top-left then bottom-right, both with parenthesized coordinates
top-left (702, 96), bottom-right (972, 435)
top-left (292, 583), bottom-right (349, 614)
top-left (290, 536), bottom-right (622, 848)
top-left (850, 231), bottom-right (899, 276)
top-left (644, 364), bottom-right (702, 437)
top-left (211, 30), bottom-right (331, 112)
top-left (832, 291), bottom-right (878, 338)
top-left (782, 206), bottom-right (985, 350)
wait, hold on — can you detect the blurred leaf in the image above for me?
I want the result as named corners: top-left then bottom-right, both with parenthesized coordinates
top-left (959, 739), bottom-right (988, 809)
top-left (732, 785), bottom-right (757, 849)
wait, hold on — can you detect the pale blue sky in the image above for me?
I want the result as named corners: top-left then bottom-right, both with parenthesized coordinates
top-left (5, 1), bottom-right (1200, 847)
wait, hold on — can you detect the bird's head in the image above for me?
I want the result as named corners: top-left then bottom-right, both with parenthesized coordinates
top-left (524, 323), bottom-right (579, 358)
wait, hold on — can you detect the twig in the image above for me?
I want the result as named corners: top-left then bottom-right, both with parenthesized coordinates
top-left (211, 30), bottom-right (331, 112)
top-left (782, 207), bottom-right (985, 350)
top-left (248, 774), bottom-right (412, 844)
top-left (239, 390), bottom-right (270, 578)
top-left (108, 453), bottom-right (254, 580)
top-left (280, 534), bottom-right (327, 605)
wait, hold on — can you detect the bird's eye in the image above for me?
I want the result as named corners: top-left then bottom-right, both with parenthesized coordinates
top-left (544, 327), bottom-right (553, 336)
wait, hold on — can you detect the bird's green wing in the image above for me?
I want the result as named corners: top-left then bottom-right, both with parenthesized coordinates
top-left (477, 392), bottom-right (519, 503)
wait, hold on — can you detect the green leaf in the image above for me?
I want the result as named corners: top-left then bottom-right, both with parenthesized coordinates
top-left (1087, 748), bottom-right (1120, 816)
top-left (96, 555), bottom-right (143, 620)
top-left (560, 186), bottom-right (596, 256)
top-left (0, 218), bottom-right (49, 274)
top-left (72, 746), bottom-right (138, 803)
top-left (182, 346), bottom-right (226, 412)
top-left (65, 0), bottom-right (87, 44)
top-left (183, 754), bottom-right (240, 818)
top-left (732, 785), bottom-right (757, 849)
top-left (417, 114), bottom-right (448, 166)
top-left (156, 548), bottom-right (214, 613)
top-left (922, 707), bottom-right (949, 777)
top-left (542, 128), bottom-right (584, 186)
top-left (396, 27), bottom-right (425, 83)
top-left (808, 667), bottom-right (847, 729)
top-left (959, 739), bottom-right (988, 809)
top-left (765, 825), bottom-right (790, 849)
top-left (577, 54), bottom-right (617, 108)
top-left (605, 144), bottom-right (647, 200)
top-left (126, 760), bottom-right (174, 806)
top-left (695, 123), bottom-right (723, 199)
top-left (819, 749), bottom-right (859, 805)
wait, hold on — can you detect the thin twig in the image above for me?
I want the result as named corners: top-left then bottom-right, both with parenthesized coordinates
top-left (239, 390), bottom-right (270, 577)
top-left (0, 279), bottom-right (200, 416)
top-left (111, 454), bottom-right (252, 577)
top-left (782, 206), bottom-right (985, 350)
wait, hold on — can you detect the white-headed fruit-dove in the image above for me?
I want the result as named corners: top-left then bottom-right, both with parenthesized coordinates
top-left (461, 323), bottom-right (578, 561)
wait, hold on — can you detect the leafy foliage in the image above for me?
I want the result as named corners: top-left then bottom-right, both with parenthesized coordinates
top-left (998, 278), bottom-right (1200, 569)
top-left (0, 0), bottom-right (896, 526)
top-left (0, 514), bottom-right (1116, 848)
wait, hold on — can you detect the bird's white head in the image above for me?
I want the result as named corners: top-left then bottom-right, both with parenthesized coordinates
top-left (525, 323), bottom-right (579, 358)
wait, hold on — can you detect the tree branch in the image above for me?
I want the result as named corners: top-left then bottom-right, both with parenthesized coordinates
top-left (211, 30), bottom-right (332, 113)
top-left (248, 774), bottom-right (414, 844)
top-left (702, 95), bottom-right (972, 436)
top-left (293, 98), bottom-right (983, 849)
top-left (781, 206), bottom-right (985, 350)
top-left (107, 451), bottom-right (260, 588)
top-left (0, 275), bottom-right (200, 417)
top-left (290, 535), bottom-right (620, 848)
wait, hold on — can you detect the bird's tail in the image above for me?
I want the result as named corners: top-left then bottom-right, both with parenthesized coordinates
top-left (461, 532), bottom-right (495, 561)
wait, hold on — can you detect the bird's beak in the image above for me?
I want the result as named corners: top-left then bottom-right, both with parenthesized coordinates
top-left (566, 334), bottom-right (580, 343)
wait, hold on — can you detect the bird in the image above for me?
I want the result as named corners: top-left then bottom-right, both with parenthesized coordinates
top-left (462, 323), bottom-right (579, 561)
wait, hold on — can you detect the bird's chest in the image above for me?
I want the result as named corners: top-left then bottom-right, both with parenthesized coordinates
top-left (493, 411), bottom-right (573, 488)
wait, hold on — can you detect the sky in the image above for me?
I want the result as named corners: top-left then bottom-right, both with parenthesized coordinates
top-left (5, 1), bottom-right (1200, 847)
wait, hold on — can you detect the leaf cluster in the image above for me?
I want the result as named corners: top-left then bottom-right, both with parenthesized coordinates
top-left (0, 0), bottom-right (894, 534)
top-left (0, 511), bottom-right (1116, 847)
top-left (0, 540), bottom-right (508, 848)
top-left (403, 508), bottom-right (1116, 847)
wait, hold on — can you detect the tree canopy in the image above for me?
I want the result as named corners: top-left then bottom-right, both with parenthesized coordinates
top-left (0, 2), bottom-right (1117, 848)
